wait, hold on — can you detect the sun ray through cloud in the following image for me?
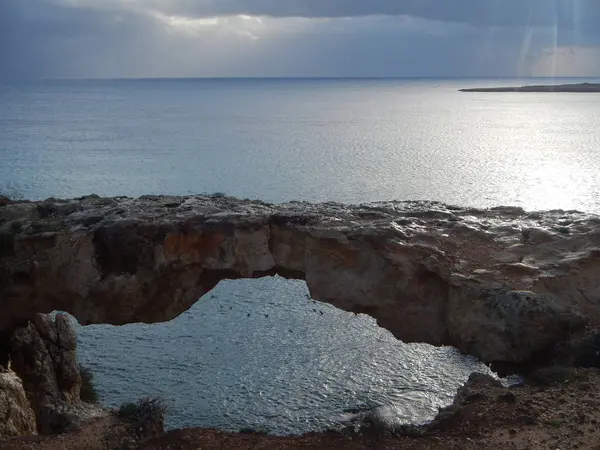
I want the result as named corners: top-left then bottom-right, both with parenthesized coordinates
top-left (550, 1), bottom-right (559, 79)
top-left (2, 0), bottom-right (600, 79)
top-left (517, 2), bottom-right (535, 77)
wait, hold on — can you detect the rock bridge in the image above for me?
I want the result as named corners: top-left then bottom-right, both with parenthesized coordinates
top-left (1, 194), bottom-right (599, 367)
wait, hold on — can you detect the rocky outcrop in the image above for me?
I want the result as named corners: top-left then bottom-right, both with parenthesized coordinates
top-left (460, 82), bottom-right (600, 93)
top-left (10, 314), bottom-right (80, 413)
top-left (1, 195), bottom-right (599, 365)
top-left (0, 369), bottom-right (37, 438)
top-left (0, 197), bottom-right (15, 208)
top-left (447, 289), bottom-right (584, 364)
top-left (8, 313), bottom-right (107, 434)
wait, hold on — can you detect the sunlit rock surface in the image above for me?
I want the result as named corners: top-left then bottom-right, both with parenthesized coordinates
top-left (0, 369), bottom-right (37, 438)
top-left (1, 194), bottom-right (597, 365)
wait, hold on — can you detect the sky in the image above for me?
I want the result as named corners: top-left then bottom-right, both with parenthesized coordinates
top-left (1, 0), bottom-right (600, 79)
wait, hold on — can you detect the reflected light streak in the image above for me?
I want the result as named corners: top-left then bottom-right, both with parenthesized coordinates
top-left (520, 162), bottom-right (588, 212)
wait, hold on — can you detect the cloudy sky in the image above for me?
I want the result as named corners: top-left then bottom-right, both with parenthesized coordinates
top-left (2, 0), bottom-right (600, 79)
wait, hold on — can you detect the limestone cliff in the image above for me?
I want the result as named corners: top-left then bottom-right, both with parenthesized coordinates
top-left (1, 195), bottom-right (598, 366)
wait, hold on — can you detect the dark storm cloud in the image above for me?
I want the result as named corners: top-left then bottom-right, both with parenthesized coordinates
top-left (153, 0), bottom-right (600, 30)
top-left (1, 0), bottom-right (599, 79)
top-left (0, 0), bottom-right (162, 80)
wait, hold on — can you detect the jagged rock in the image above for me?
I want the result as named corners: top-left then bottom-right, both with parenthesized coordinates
top-left (347, 373), bottom-right (507, 436)
top-left (552, 331), bottom-right (600, 368)
top-left (37, 401), bottom-right (110, 435)
top-left (9, 313), bottom-right (82, 434)
top-left (1, 195), bottom-right (599, 365)
top-left (0, 369), bottom-right (37, 438)
top-left (432, 373), bottom-right (505, 429)
top-left (447, 289), bottom-right (584, 363)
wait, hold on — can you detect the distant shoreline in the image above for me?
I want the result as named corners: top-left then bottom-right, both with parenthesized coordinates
top-left (460, 82), bottom-right (600, 93)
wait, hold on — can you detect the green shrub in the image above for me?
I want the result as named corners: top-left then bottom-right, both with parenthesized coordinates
top-left (545, 419), bottom-right (563, 429)
top-left (239, 427), bottom-right (268, 435)
top-left (117, 397), bottom-right (166, 436)
top-left (79, 364), bottom-right (100, 404)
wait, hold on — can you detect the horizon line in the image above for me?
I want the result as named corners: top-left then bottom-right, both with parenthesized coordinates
top-left (31, 75), bottom-right (600, 82)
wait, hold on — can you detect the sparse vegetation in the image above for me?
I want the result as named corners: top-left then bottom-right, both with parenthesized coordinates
top-left (118, 397), bottom-right (166, 437)
top-left (544, 419), bottom-right (563, 429)
top-left (79, 364), bottom-right (100, 404)
top-left (239, 427), bottom-right (268, 435)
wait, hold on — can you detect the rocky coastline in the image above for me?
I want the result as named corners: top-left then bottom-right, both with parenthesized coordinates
top-left (1, 194), bottom-right (600, 448)
top-left (459, 82), bottom-right (600, 93)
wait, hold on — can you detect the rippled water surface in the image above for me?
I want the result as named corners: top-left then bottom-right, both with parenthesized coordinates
top-left (3, 78), bottom-right (600, 211)
top-left (76, 278), bottom-right (490, 433)
top-left (2, 78), bottom-right (599, 434)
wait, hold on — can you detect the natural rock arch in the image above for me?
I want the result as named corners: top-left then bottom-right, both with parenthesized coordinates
top-left (1, 194), bottom-right (597, 366)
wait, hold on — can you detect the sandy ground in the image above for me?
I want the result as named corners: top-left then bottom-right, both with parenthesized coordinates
top-left (1, 368), bottom-right (599, 450)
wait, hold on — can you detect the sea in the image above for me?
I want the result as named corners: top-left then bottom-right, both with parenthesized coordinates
top-left (1, 77), bottom-right (600, 434)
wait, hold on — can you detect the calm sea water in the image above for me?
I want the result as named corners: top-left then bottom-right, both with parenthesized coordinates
top-left (2, 78), bottom-right (600, 434)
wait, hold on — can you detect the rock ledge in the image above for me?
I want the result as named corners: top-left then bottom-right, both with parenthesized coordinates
top-left (2, 195), bottom-right (600, 365)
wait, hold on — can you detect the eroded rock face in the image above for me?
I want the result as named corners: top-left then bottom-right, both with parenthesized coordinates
top-left (1, 195), bottom-right (598, 365)
top-left (9, 313), bottom-right (82, 433)
top-left (447, 289), bottom-right (585, 363)
top-left (0, 369), bottom-right (37, 438)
